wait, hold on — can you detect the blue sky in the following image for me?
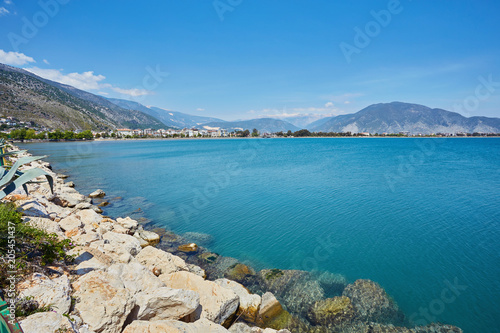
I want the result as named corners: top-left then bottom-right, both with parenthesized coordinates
top-left (0, 0), bottom-right (499, 120)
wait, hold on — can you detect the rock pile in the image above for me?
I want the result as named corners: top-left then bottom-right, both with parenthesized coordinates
top-left (4, 146), bottom-right (463, 333)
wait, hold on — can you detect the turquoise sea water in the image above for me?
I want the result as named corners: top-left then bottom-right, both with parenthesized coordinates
top-left (20, 138), bottom-right (500, 332)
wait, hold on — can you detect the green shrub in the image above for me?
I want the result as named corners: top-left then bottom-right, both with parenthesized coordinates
top-left (0, 203), bottom-right (74, 293)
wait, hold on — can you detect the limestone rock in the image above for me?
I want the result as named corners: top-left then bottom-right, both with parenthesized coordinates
top-left (90, 231), bottom-right (142, 263)
top-left (20, 312), bottom-right (78, 333)
top-left (215, 279), bottom-right (261, 322)
top-left (72, 231), bottom-right (102, 246)
top-left (76, 208), bottom-right (103, 225)
top-left (136, 246), bottom-right (188, 276)
top-left (123, 318), bottom-right (229, 333)
top-left (116, 216), bottom-right (139, 233)
top-left (343, 279), bottom-right (405, 325)
top-left (133, 227), bottom-right (160, 247)
top-left (134, 287), bottom-right (200, 321)
top-left (25, 217), bottom-right (65, 238)
top-left (68, 246), bottom-right (112, 275)
top-left (59, 215), bottom-right (83, 231)
top-left (228, 323), bottom-right (291, 333)
top-left (72, 270), bottom-right (135, 333)
top-left (17, 273), bottom-right (71, 314)
top-left (107, 262), bottom-right (165, 295)
top-left (307, 296), bottom-right (355, 327)
top-left (89, 189), bottom-right (106, 198)
top-left (188, 264), bottom-right (206, 278)
top-left (259, 292), bottom-right (283, 324)
top-left (160, 271), bottom-right (239, 325)
top-left (16, 200), bottom-right (49, 218)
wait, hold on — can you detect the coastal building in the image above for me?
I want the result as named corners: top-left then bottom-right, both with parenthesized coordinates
top-left (132, 129), bottom-right (143, 136)
top-left (116, 129), bottom-right (132, 136)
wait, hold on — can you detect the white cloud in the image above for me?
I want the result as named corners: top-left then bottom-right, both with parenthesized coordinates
top-left (97, 91), bottom-right (109, 96)
top-left (325, 102), bottom-right (334, 108)
top-left (110, 87), bottom-right (153, 97)
top-left (196, 108), bottom-right (205, 112)
top-left (4, 1), bottom-right (12, 5)
top-left (43, 59), bottom-right (50, 65)
top-left (0, 7), bottom-right (9, 16)
top-left (24, 67), bottom-right (105, 90)
top-left (0, 50), bottom-right (35, 65)
top-left (23, 66), bottom-right (154, 97)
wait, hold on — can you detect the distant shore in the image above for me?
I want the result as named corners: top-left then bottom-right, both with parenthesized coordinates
top-left (11, 135), bottom-right (500, 144)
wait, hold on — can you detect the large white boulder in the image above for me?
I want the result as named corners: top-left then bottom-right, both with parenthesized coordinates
top-left (116, 216), bottom-right (138, 233)
top-left (215, 278), bottom-right (261, 322)
top-left (134, 287), bottom-right (200, 321)
top-left (123, 318), bottom-right (229, 333)
top-left (76, 208), bottom-right (103, 225)
top-left (25, 217), bottom-right (65, 238)
top-left (90, 231), bottom-right (142, 263)
top-left (20, 312), bottom-right (78, 333)
top-left (106, 261), bottom-right (165, 294)
top-left (59, 215), bottom-right (83, 231)
top-left (17, 273), bottom-right (71, 314)
top-left (135, 246), bottom-right (188, 276)
top-left (72, 270), bottom-right (135, 333)
top-left (160, 271), bottom-right (239, 325)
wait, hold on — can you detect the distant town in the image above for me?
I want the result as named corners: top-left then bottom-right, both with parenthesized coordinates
top-left (1, 116), bottom-right (499, 141)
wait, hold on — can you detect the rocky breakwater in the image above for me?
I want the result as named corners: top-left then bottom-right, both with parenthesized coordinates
top-left (3, 145), bottom-right (464, 333)
top-left (3, 147), bottom-right (291, 333)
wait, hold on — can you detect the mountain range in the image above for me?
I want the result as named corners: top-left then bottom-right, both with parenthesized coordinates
top-left (309, 102), bottom-right (500, 134)
top-left (0, 64), bottom-right (163, 131)
top-left (0, 62), bottom-right (498, 134)
top-left (107, 98), bottom-right (224, 129)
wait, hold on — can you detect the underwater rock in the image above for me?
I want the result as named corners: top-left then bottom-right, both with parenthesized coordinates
top-left (257, 269), bottom-right (325, 319)
top-left (183, 231), bottom-right (214, 246)
top-left (178, 243), bottom-right (199, 253)
top-left (225, 263), bottom-right (256, 284)
top-left (343, 279), bottom-right (406, 326)
top-left (307, 296), bottom-right (355, 327)
top-left (315, 271), bottom-right (348, 297)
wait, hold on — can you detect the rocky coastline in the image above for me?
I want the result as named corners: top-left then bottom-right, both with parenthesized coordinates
top-left (2, 144), bottom-right (464, 333)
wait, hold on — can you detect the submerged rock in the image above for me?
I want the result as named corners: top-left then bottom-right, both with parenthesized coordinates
top-left (178, 242), bottom-right (199, 253)
top-left (343, 279), bottom-right (406, 326)
top-left (183, 231), bottom-right (214, 246)
top-left (225, 263), bottom-right (256, 283)
top-left (257, 269), bottom-right (325, 319)
top-left (307, 296), bottom-right (355, 327)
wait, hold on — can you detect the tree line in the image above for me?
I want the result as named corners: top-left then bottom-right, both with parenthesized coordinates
top-left (6, 129), bottom-right (94, 141)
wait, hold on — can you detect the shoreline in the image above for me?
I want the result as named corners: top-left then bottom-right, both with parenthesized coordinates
top-left (11, 135), bottom-right (500, 146)
top-left (4, 144), bottom-right (465, 333)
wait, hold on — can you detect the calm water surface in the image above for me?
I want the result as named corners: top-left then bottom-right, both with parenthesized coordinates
top-left (20, 138), bottom-right (500, 332)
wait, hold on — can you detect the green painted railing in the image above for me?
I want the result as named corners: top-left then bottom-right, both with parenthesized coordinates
top-left (0, 299), bottom-right (23, 333)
